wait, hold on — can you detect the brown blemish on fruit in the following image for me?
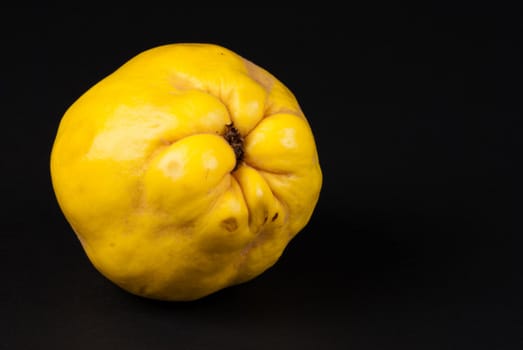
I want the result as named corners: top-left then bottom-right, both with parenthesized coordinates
top-left (166, 159), bottom-right (181, 174)
top-left (244, 59), bottom-right (274, 92)
top-left (271, 212), bottom-right (279, 222)
top-left (221, 217), bottom-right (238, 232)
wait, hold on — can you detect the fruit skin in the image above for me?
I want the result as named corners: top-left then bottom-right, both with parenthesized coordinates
top-left (50, 43), bottom-right (322, 301)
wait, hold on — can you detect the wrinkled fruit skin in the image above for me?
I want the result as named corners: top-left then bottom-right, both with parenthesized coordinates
top-left (50, 43), bottom-right (322, 301)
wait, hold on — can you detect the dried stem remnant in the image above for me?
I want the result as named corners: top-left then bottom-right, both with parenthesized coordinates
top-left (223, 123), bottom-right (244, 171)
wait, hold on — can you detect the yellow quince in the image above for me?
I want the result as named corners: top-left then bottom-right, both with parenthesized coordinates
top-left (50, 43), bottom-right (322, 301)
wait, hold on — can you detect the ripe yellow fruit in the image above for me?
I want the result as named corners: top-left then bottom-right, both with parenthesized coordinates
top-left (50, 43), bottom-right (322, 301)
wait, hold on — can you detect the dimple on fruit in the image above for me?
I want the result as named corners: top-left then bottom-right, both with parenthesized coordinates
top-left (50, 43), bottom-right (322, 301)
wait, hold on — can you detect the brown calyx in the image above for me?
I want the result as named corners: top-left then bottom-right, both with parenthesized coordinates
top-left (223, 123), bottom-right (244, 171)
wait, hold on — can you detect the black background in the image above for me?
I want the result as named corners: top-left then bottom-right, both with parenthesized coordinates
top-left (2, 5), bottom-right (522, 350)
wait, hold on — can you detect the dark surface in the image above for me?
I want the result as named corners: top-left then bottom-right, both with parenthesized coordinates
top-left (2, 5), bottom-right (521, 350)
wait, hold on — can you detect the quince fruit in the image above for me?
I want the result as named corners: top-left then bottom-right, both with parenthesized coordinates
top-left (50, 43), bottom-right (322, 301)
